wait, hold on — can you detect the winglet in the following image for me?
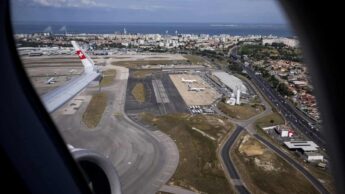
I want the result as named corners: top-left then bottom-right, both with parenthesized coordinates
top-left (71, 41), bottom-right (95, 73)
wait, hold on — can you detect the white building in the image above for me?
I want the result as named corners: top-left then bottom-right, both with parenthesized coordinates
top-left (262, 37), bottom-right (299, 48)
top-left (212, 71), bottom-right (248, 94)
top-left (284, 141), bottom-right (319, 152)
top-left (304, 152), bottom-right (324, 162)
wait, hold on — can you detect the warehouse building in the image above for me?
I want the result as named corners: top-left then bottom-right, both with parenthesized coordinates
top-left (212, 71), bottom-right (248, 94)
top-left (284, 141), bottom-right (319, 152)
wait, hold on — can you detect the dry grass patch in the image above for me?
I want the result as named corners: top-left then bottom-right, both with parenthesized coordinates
top-left (141, 113), bottom-right (234, 194)
top-left (82, 92), bottom-right (108, 128)
top-left (183, 55), bottom-right (206, 64)
top-left (111, 60), bottom-right (186, 68)
top-left (131, 83), bottom-right (146, 103)
top-left (131, 70), bottom-right (156, 78)
top-left (255, 112), bottom-right (285, 128)
top-left (218, 102), bottom-right (265, 120)
top-left (232, 134), bottom-right (319, 194)
top-left (100, 69), bottom-right (116, 87)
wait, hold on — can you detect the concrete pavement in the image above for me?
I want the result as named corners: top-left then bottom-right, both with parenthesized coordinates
top-left (52, 64), bottom-right (179, 194)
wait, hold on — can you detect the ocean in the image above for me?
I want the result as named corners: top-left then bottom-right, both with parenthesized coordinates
top-left (12, 22), bottom-right (294, 37)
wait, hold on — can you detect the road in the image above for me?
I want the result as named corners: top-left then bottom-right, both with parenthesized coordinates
top-left (52, 64), bottom-right (179, 194)
top-left (254, 135), bottom-right (329, 194)
top-left (243, 65), bottom-right (326, 148)
top-left (220, 126), bottom-right (250, 194)
top-left (219, 73), bottom-right (328, 193)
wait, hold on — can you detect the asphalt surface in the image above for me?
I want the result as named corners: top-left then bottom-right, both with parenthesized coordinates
top-left (220, 126), bottom-right (250, 194)
top-left (219, 72), bottom-right (328, 194)
top-left (243, 65), bottom-right (326, 148)
top-left (125, 70), bottom-right (188, 116)
top-left (254, 135), bottom-right (329, 194)
top-left (52, 65), bottom-right (179, 194)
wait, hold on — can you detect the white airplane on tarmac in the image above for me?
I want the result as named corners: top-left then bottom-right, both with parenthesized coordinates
top-left (188, 84), bottom-right (205, 92)
top-left (45, 77), bottom-right (55, 84)
top-left (41, 41), bottom-right (100, 113)
top-left (181, 77), bottom-right (197, 83)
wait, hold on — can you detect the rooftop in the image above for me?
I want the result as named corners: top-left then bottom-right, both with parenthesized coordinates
top-left (212, 71), bottom-right (248, 93)
top-left (284, 141), bottom-right (319, 152)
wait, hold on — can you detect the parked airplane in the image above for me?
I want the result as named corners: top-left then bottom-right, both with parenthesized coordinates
top-left (182, 77), bottom-right (197, 83)
top-left (45, 77), bottom-right (55, 84)
top-left (188, 84), bottom-right (205, 92)
top-left (41, 41), bottom-right (100, 112)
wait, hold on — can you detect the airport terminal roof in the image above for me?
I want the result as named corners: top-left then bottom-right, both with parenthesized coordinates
top-left (284, 141), bottom-right (319, 152)
top-left (212, 71), bottom-right (248, 93)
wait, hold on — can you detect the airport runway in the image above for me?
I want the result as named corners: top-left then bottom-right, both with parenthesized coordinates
top-left (125, 70), bottom-right (188, 116)
top-left (52, 65), bottom-right (179, 194)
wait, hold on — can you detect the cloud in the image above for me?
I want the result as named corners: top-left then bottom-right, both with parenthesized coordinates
top-left (19, 0), bottom-right (102, 8)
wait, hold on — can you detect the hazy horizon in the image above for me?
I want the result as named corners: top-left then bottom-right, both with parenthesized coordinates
top-left (11, 0), bottom-right (288, 24)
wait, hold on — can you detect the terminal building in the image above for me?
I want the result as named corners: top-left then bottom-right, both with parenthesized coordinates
top-left (212, 71), bottom-right (248, 94)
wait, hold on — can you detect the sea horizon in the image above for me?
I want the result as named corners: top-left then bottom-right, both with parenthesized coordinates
top-left (12, 21), bottom-right (294, 37)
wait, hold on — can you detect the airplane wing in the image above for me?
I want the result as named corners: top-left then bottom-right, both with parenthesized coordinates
top-left (41, 41), bottom-right (100, 113)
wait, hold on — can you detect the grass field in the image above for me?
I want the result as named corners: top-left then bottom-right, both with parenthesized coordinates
top-left (82, 92), bottom-right (108, 128)
top-left (217, 102), bottom-right (265, 120)
top-left (232, 133), bottom-right (319, 194)
top-left (131, 70), bottom-right (156, 78)
top-left (183, 55), bottom-right (206, 64)
top-left (131, 83), bottom-right (146, 103)
top-left (100, 69), bottom-right (116, 87)
top-left (255, 112), bottom-right (285, 128)
top-left (141, 113), bottom-right (234, 194)
top-left (254, 113), bottom-right (336, 193)
top-left (111, 60), bottom-right (187, 68)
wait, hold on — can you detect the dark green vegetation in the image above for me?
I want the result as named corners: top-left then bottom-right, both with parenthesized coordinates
top-left (141, 113), bottom-right (234, 194)
top-left (239, 44), bottom-right (303, 62)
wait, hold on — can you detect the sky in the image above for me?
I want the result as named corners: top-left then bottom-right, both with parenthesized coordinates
top-left (11, 0), bottom-right (287, 24)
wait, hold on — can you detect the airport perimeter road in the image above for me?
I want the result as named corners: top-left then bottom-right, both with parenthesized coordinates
top-left (52, 65), bottom-right (179, 194)
top-left (219, 72), bottom-right (328, 194)
top-left (220, 126), bottom-right (250, 194)
top-left (243, 65), bottom-right (326, 148)
top-left (254, 135), bottom-right (329, 194)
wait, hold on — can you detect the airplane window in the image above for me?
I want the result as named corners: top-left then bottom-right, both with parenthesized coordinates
top-left (10, 0), bottom-right (335, 193)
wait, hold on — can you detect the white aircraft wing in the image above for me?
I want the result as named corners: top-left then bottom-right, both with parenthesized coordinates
top-left (41, 41), bottom-right (100, 113)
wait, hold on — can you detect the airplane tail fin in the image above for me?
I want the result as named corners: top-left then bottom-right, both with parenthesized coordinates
top-left (71, 41), bottom-right (95, 73)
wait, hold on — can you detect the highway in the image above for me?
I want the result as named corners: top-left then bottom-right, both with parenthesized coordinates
top-left (242, 65), bottom-right (326, 148)
top-left (218, 70), bottom-right (328, 194)
top-left (254, 135), bottom-right (329, 194)
top-left (220, 126), bottom-right (250, 194)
